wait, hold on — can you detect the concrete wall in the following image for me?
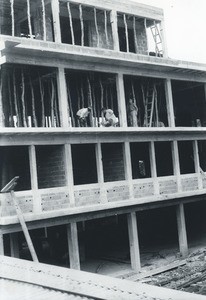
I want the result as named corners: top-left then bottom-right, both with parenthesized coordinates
top-left (36, 146), bottom-right (66, 189)
top-left (102, 143), bottom-right (125, 182)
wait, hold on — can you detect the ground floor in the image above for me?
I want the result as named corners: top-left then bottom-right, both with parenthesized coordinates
top-left (2, 198), bottom-right (206, 280)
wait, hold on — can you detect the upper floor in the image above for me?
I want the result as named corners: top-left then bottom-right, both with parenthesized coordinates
top-left (0, 0), bottom-right (165, 56)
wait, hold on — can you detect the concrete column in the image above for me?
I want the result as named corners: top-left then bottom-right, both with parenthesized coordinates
top-left (116, 73), bottom-right (127, 127)
top-left (176, 203), bottom-right (188, 257)
top-left (0, 231), bottom-right (4, 255)
top-left (149, 141), bottom-right (159, 194)
top-left (29, 145), bottom-right (41, 213)
top-left (164, 79), bottom-right (175, 127)
top-left (51, 0), bottom-right (61, 43)
top-left (110, 10), bottom-right (119, 51)
top-left (95, 143), bottom-right (107, 203)
top-left (67, 222), bottom-right (80, 270)
top-left (56, 68), bottom-right (69, 127)
top-left (193, 140), bottom-right (203, 190)
top-left (127, 212), bottom-right (141, 272)
top-left (171, 141), bottom-right (181, 192)
top-left (10, 232), bottom-right (19, 258)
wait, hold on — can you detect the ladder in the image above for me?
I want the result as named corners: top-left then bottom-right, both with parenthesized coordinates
top-left (150, 21), bottom-right (163, 57)
top-left (142, 83), bottom-right (158, 127)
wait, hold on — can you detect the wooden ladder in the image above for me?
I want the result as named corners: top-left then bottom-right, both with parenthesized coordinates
top-left (150, 21), bottom-right (163, 57)
top-left (143, 83), bottom-right (158, 127)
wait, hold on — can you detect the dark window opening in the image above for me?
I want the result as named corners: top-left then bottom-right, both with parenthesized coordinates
top-left (130, 142), bottom-right (151, 179)
top-left (0, 146), bottom-right (31, 191)
top-left (155, 142), bottom-right (173, 176)
top-left (198, 141), bottom-right (206, 172)
top-left (172, 80), bottom-right (206, 127)
top-left (72, 144), bottom-right (97, 185)
top-left (178, 141), bottom-right (195, 174)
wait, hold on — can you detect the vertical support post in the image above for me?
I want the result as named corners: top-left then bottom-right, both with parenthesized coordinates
top-left (171, 141), bottom-right (182, 192)
top-left (95, 143), bottom-right (107, 203)
top-left (67, 222), bottom-right (80, 270)
top-left (10, 232), bottom-right (19, 258)
top-left (29, 145), bottom-right (41, 213)
top-left (116, 73), bottom-right (127, 127)
top-left (51, 0), bottom-right (61, 43)
top-left (0, 231), bottom-right (4, 255)
top-left (127, 212), bottom-right (141, 272)
top-left (110, 10), bottom-right (119, 51)
top-left (176, 203), bottom-right (188, 257)
top-left (56, 67), bottom-right (69, 127)
top-left (64, 144), bottom-right (75, 206)
top-left (123, 142), bottom-right (133, 198)
top-left (149, 142), bottom-right (159, 194)
top-left (164, 79), bottom-right (175, 127)
top-left (193, 140), bottom-right (203, 190)
top-left (0, 70), bottom-right (4, 127)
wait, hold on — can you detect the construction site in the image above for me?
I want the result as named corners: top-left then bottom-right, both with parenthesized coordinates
top-left (1, 0), bottom-right (206, 299)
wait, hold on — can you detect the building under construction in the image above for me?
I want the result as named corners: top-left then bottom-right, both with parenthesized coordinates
top-left (1, 0), bottom-right (206, 278)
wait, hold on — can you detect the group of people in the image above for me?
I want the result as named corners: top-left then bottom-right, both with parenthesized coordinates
top-left (76, 107), bottom-right (119, 127)
top-left (76, 97), bottom-right (140, 128)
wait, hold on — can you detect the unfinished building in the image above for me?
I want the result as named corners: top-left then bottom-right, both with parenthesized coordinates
top-left (1, 0), bottom-right (206, 276)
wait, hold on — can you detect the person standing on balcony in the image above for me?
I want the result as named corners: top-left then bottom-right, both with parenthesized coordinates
top-left (127, 98), bottom-right (138, 127)
top-left (101, 108), bottom-right (119, 127)
top-left (76, 107), bottom-right (92, 127)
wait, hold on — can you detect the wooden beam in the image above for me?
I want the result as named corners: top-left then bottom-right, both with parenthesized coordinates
top-left (110, 10), bottom-right (119, 51)
top-left (56, 67), bottom-right (69, 127)
top-left (164, 79), bottom-right (175, 127)
top-left (176, 203), bottom-right (188, 258)
top-left (10, 232), bottom-right (19, 258)
top-left (116, 73), bottom-right (127, 127)
top-left (127, 212), bottom-right (141, 272)
top-left (51, 0), bottom-right (61, 43)
top-left (67, 222), bottom-right (80, 270)
top-left (193, 140), bottom-right (203, 189)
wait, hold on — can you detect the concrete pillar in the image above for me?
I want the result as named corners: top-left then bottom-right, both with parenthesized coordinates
top-left (164, 79), bottom-right (175, 127)
top-left (0, 231), bottom-right (4, 255)
top-left (176, 203), bottom-right (188, 257)
top-left (127, 212), bottom-right (141, 272)
top-left (116, 73), bottom-right (127, 127)
top-left (67, 222), bottom-right (80, 270)
top-left (10, 232), bottom-right (19, 258)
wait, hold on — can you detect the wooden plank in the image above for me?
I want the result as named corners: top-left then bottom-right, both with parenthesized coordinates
top-left (176, 203), bottom-right (188, 258)
top-left (127, 212), bottom-right (141, 272)
top-left (10, 191), bottom-right (38, 262)
top-left (116, 73), bottom-right (127, 127)
top-left (127, 259), bottom-right (186, 281)
top-left (164, 79), bottom-right (175, 127)
top-left (51, 0), bottom-right (62, 43)
top-left (10, 232), bottom-right (19, 258)
top-left (67, 222), bottom-right (80, 270)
